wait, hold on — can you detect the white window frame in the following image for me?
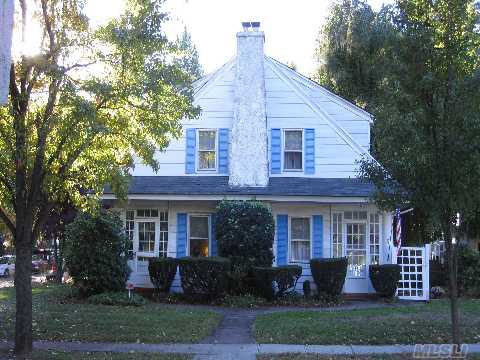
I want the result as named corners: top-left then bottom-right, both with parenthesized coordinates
top-left (289, 216), bottom-right (312, 263)
top-left (283, 129), bottom-right (304, 172)
top-left (197, 129), bottom-right (218, 172)
top-left (187, 214), bottom-right (211, 257)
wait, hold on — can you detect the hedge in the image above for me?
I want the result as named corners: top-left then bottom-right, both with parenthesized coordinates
top-left (253, 265), bottom-right (302, 300)
top-left (148, 257), bottom-right (178, 294)
top-left (178, 256), bottom-right (230, 298)
top-left (310, 257), bottom-right (348, 301)
top-left (369, 264), bottom-right (401, 298)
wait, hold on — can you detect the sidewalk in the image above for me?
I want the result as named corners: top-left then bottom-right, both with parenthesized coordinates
top-left (1, 341), bottom-right (480, 360)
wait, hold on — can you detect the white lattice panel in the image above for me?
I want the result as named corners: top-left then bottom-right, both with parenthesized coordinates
top-left (396, 246), bottom-right (430, 301)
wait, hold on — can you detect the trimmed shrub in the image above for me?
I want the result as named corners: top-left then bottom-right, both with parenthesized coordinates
top-left (457, 245), bottom-right (480, 296)
top-left (253, 265), bottom-right (303, 300)
top-left (215, 200), bottom-right (274, 294)
top-left (303, 280), bottom-right (311, 297)
top-left (64, 210), bottom-right (131, 296)
top-left (148, 257), bottom-right (178, 294)
top-left (253, 267), bottom-right (277, 301)
top-left (178, 256), bottom-right (230, 298)
top-left (369, 264), bottom-right (401, 298)
top-left (430, 259), bottom-right (447, 287)
top-left (87, 291), bottom-right (147, 306)
top-left (275, 265), bottom-right (302, 297)
top-left (310, 257), bottom-right (348, 301)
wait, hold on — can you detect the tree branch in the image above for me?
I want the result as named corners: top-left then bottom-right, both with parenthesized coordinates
top-left (0, 206), bottom-right (15, 234)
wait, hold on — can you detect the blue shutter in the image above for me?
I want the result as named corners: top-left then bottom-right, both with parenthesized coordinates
top-left (305, 128), bottom-right (315, 175)
top-left (210, 214), bottom-right (218, 256)
top-left (218, 128), bottom-right (229, 175)
top-left (271, 129), bottom-right (281, 174)
top-left (312, 215), bottom-right (323, 258)
top-left (276, 215), bottom-right (288, 265)
top-left (177, 213), bottom-right (187, 258)
top-left (185, 129), bottom-right (196, 174)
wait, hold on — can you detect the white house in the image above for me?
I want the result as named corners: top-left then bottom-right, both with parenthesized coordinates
top-left (104, 23), bottom-right (394, 295)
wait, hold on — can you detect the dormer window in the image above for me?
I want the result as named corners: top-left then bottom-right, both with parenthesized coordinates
top-left (284, 129), bottom-right (303, 171)
top-left (198, 130), bottom-right (217, 171)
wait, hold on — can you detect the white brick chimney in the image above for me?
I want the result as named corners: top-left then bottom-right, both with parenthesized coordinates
top-left (229, 22), bottom-right (269, 187)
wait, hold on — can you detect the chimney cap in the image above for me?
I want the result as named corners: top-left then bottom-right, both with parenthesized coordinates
top-left (242, 22), bottom-right (251, 31)
top-left (251, 22), bottom-right (260, 30)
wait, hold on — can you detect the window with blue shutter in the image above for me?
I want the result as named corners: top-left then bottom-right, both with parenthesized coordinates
top-left (304, 128), bottom-right (315, 175)
top-left (218, 128), bottom-right (229, 174)
top-left (312, 215), bottom-right (323, 258)
top-left (176, 213), bottom-right (187, 258)
top-left (271, 128), bottom-right (281, 174)
top-left (185, 129), bottom-right (196, 174)
top-left (276, 214), bottom-right (288, 265)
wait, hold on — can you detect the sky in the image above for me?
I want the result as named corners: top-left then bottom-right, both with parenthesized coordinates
top-left (84, 0), bottom-right (391, 77)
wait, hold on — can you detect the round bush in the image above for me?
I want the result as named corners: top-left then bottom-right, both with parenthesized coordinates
top-left (178, 256), bottom-right (230, 298)
top-left (252, 267), bottom-right (277, 301)
top-left (148, 257), bottom-right (178, 294)
top-left (64, 210), bottom-right (131, 296)
top-left (369, 264), bottom-right (401, 298)
top-left (310, 257), bottom-right (348, 301)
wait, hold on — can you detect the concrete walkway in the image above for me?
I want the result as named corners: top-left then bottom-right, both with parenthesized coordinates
top-left (1, 341), bottom-right (480, 360)
top-left (201, 309), bottom-right (256, 344)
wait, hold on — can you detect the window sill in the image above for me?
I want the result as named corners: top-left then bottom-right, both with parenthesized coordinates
top-left (283, 169), bottom-right (304, 172)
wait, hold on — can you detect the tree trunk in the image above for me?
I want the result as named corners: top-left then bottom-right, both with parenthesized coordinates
top-left (443, 219), bottom-right (460, 346)
top-left (14, 228), bottom-right (33, 356)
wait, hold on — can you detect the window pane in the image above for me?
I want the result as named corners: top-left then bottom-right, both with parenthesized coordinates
top-left (190, 216), bottom-right (209, 239)
top-left (138, 221), bottom-right (155, 253)
top-left (284, 152), bottom-right (302, 170)
top-left (332, 213), bottom-right (343, 258)
top-left (346, 223), bottom-right (366, 277)
top-left (190, 239), bottom-right (209, 257)
top-left (285, 131), bottom-right (302, 150)
top-left (291, 218), bottom-right (310, 240)
top-left (199, 131), bottom-right (216, 150)
top-left (199, 151), bottom-right (216, 169)
top-left (291, 241), bottom-right (310, 261)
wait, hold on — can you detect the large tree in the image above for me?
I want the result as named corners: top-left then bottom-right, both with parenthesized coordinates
top-left (316, 0), bottom-right (480, 347)
top-left (0, 0), bottom-right (199, 355)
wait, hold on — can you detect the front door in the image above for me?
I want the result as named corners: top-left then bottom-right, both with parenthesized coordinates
top-left (135, 220), bottom-right (159, 274)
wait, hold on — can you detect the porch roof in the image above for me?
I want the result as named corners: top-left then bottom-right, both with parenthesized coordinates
top-left (104, 176), bottom-right (376, 198)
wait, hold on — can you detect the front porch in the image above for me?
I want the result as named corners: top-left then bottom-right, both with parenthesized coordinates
top-left (115, 200), bottom-right (394, 295)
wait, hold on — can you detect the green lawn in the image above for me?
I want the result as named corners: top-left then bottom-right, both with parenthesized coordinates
top-left (254, 299), bottom-right (480, 345)
top-left (0, 349), bottom-right (191, 360)
top-left (0, 285), bottom-right (221, 344)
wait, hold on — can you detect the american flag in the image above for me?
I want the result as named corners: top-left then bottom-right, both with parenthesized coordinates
top-left (396, 208), bottom-right (402, 256)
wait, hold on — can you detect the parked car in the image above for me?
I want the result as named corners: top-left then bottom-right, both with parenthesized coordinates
top-left (32, 255), bottom-right (49, 273)
top-left (0, 255), bottom-right (15, 277)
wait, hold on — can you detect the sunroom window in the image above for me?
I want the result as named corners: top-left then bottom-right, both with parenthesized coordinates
top-left (198, 130), bottom-right (217, 170)
top-left (290, 217), bottom-right (311, 262)
top-left (189, 215), bottom-right (209, 257)
top-left (369, 213), bottom-right (380, 265)
top-left (125, 210), bottom-right (135, 259)
top-left (284, 130), bottom-right (303, 171)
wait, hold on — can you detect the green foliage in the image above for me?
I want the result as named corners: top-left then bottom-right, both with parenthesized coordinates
top-left (148, 257), bottom-right (178, 294)
top-left (215, 200), bottom-right (275, 294)
top-left (87, 291), bottom-right (147, 306)
top-left (178, 257), bottom-right (231, 299)
top-left (430, 259), bottom-right (447, 287)
top-left (314, 0), bottom-right (398, 111)
top-left (369, 264), bottom-right (401, 298)
top-left (310, 258), bottom-right (348, 302)
top-left (457, 245), bottom-right (480, 296)
top-left (303, 280), bottom-right (311, 297)
top-left (252, 265), bottom-right (302, 300)
top-left (64, 210), bottom-right (131, 296)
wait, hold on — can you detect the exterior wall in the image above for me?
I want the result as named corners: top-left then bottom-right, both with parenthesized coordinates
top-left (131, 59), bottom-right (371, 179)
top-left (120, 200), bottom-right (391, 295)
